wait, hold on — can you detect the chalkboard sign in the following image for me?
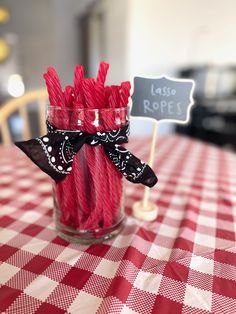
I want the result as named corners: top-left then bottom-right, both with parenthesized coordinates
top-left (131, 76), bottom-right (195, 123)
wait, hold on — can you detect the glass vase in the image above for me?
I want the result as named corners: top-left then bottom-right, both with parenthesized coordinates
top-left (47, 106), bottom-right (128, 244)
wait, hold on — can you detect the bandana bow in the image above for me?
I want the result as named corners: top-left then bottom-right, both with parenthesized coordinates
top-left (15, 121), bottom-right (158, 187)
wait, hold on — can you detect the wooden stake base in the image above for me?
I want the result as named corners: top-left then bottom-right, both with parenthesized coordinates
top-left (132, 201), bottom-right (158, 221)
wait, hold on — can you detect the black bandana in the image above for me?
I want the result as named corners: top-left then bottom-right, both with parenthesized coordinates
top-left (15, 121), bottom-right (157, 187)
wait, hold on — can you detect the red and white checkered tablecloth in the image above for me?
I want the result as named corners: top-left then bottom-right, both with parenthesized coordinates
top-left (0, 135), bottom-right (236, 314)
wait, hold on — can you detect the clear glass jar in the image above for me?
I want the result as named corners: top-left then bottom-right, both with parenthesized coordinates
top-left (47, 106), bottom-right (128, 244)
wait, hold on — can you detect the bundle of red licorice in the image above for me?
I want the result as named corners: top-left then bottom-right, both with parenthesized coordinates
top-left (44, 62), bottom-right (131, 230)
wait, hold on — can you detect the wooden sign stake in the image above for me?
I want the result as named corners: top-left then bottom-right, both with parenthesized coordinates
top-left (131, 75), bottom-right (195, 222)
top-left (132, 120), bottom-right (158, 221)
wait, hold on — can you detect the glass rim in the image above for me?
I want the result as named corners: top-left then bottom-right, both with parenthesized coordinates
top-left (47, 105), bottom-right (129, 112)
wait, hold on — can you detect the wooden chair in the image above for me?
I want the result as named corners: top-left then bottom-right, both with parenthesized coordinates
top-left (0, 89), bottom-right (48, 144)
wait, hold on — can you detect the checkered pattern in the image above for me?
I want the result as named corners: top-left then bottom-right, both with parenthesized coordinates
top-left (1, 136), bottom-right (236, 314)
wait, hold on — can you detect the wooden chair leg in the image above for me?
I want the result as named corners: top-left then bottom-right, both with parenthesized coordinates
top-left (38, 99), bottom-right (47, 136)
top-left (1, 121), bottom-right (11, 145)
top-left (19, 106), bottom-right (31, 140)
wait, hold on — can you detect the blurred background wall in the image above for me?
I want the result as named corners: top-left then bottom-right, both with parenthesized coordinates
top-left (88, 0), bottom-right (236, 135)
top-left (0, 0), bottom-right (236, 146)
top-left (0, 0), bottom-right (94, 90)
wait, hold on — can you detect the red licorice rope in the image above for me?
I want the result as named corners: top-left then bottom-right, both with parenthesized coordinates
top-left (43, 68), bottom-right (76, 227)
top-left (84, 63), bottom-right (112, 229)
top-left (72, 66), bottom-right (90, 226)
top-left (43, 62), bottom-right (130, 230)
